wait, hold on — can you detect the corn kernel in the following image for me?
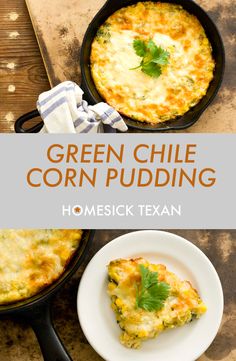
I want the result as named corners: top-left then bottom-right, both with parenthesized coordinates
top-left (116, 298), bottom-right (123, 307)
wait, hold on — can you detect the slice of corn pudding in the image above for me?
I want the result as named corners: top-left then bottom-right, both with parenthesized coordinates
top-left (108, 258), bottom-right (206, 348)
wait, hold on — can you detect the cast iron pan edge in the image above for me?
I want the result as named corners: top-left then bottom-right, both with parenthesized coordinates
top-left (0, 230), bottom-right (95, 361)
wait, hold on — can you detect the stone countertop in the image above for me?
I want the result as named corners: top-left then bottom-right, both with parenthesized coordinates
top-left (0, 230), bottom-right (235, 361)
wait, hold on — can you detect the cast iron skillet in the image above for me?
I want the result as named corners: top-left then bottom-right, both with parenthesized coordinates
top-left (80, 0), bottom-right (225, 131)
top-left (0, 230), bottom-right (95, 361)
top-left (15, 0), bottom-right (224, 133)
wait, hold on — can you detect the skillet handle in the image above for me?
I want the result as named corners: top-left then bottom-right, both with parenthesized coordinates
top-left (103, 124), bottom-right (116, 133)
top-left (29, 301), bottom-right (72, 361)
top-left (15, 109), bottom-right (116, 133)
top-left (14, 109), bottom-right (44, 133)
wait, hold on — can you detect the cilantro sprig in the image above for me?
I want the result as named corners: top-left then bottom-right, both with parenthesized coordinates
top-left (136, 264), bottom-right (170, 312)
top-left (131, 39), bottom-right (170, 78)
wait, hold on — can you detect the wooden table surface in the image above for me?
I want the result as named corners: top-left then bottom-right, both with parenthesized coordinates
top-left (0, 0), bottom-right (49, 133)
top-left (0, 229), bottom-right (235, 361)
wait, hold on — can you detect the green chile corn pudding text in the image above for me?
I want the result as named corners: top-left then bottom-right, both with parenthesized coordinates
top-left (26, 143), bottom-right (216, 188)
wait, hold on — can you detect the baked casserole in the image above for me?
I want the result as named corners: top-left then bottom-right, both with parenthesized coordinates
top-left (0, 229), bottom-right (83, 304)
top-left (91, 2), bottom-right (215, 124)
top-left (108, 258), bottom-right (206, 348)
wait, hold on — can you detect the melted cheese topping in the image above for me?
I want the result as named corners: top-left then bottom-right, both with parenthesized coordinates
top-left (0, 229), bottom-right (83, 304)
top-left (108, 258), bottom-right (206, 348)
top-left (91, 2), bottom-right (215, 124)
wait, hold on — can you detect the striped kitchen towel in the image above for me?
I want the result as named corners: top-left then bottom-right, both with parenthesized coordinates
top-left (37, 81), bottom-right (128, 133)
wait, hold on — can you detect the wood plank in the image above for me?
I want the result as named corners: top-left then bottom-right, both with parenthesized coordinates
top-left (0, 0), bottom-right (50, 133)
top-left (25, 0), bottom-right (105, 87)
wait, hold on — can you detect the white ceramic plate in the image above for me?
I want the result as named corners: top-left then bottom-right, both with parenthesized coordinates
top-left (77, 230), bottom-right (224, 361)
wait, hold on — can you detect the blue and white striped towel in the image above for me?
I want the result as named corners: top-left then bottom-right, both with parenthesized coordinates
top-left (37, 81), bottom-right (128, 133)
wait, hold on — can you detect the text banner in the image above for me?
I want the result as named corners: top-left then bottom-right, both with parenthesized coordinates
top-left (0, 134), bottom-right (235, 229)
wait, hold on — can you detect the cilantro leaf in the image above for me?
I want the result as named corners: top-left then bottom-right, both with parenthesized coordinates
top-left (136, 265), bottom-right (170, 312)
top-left (137, 295), bottom-right (161, 311)
top-left (146, 39), bottom-right (157, 56)
top-left (148, 282), bottom-right (171, 301)
top-left (140, 264), bottom-right (158, 289)
top-left (131, 38), bottom-right (170, 78)
top-left (133, 39), bottom-right (147, 57)
top-left (151, 47), bottom-right (170, 65)
top-left (142, 62), bottom-right (162, 78)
